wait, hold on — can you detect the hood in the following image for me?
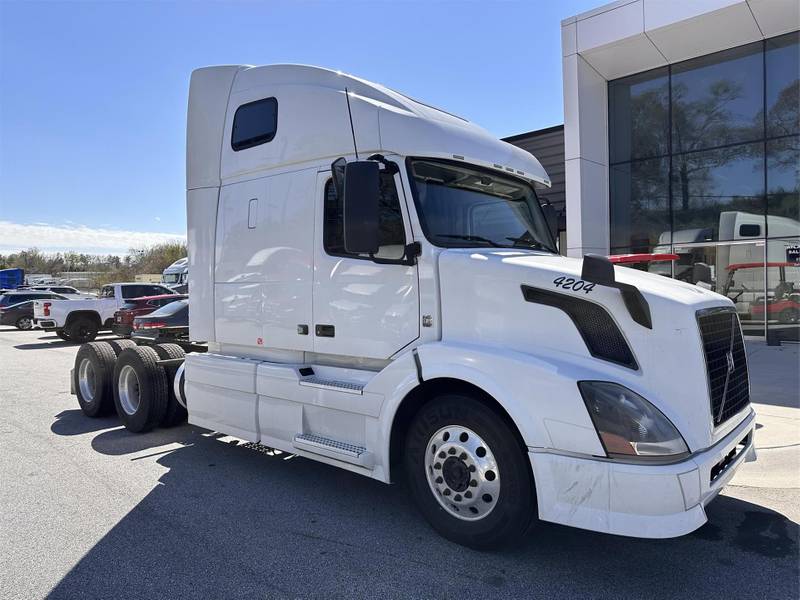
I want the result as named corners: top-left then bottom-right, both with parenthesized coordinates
top-left (437, 249), bottom-right (741, 451)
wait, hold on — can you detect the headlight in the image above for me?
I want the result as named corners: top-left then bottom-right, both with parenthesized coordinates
top-left (578, 381), bottom-right (688, 461)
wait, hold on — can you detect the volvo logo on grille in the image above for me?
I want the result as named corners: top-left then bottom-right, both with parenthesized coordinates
top-left (726, 350), bottom-right (735, 374)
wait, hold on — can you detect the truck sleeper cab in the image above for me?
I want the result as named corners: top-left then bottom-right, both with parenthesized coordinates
top-left (100, 64), bottom-right (757, 549)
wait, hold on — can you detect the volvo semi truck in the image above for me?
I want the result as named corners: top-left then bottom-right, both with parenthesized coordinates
top-left (70, 65), bottom-right (756, 549)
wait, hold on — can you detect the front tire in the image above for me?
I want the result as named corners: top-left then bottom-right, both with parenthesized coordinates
top-left (779, 307), bottom-right (799, 324)
top-left (56, 329), bottom-right (72, 341)
top-left (15, 316), bottom-right (33, 330)
top-left (404, 394), bottom-right (536, 549)
top-left (113, 346), bottom-right (168, 433)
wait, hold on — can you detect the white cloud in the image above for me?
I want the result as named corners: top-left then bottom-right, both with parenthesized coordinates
top-left (0, 221), bottom-right (186, 255)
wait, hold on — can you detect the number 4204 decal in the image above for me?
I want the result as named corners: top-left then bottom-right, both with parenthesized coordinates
top-left (553, 276), bottom-right (596, 293)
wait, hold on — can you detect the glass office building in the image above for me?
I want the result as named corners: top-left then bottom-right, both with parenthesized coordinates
top-left (607, 32), bottom-right (799, 340)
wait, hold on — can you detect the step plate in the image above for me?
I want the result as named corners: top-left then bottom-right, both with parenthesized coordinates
top-left (298, 375), bottom-right (364, 394)
top-left (294, 433), bottom-right (366, 458)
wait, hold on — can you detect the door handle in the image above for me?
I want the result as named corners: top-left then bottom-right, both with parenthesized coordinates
top-left (315, 324), bottom-right (335, 337)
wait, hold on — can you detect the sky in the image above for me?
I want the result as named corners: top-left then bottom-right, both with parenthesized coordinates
top-left (0, 0), bottom-right (600, 255)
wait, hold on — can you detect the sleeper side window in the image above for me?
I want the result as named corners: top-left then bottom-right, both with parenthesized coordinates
top-left (231, 98), bottom-right (278, 151)
top-left (323, 173), bottom-right (406, 261)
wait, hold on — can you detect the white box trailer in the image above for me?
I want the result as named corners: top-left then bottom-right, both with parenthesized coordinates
top-left (71, 64), bottom-right (756, 549)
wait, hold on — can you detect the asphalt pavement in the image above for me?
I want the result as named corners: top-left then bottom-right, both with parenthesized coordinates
top-left (0, 328), bottom-right (797, 599)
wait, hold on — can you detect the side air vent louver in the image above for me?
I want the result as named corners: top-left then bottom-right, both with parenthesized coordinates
top-left (521, 285), bottom-right (638, 370)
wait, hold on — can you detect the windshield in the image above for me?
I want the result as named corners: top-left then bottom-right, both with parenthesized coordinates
top-left (408, 159), bottom-right (556, 253)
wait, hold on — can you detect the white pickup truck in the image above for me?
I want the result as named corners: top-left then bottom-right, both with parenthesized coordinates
top-left (34, 282), bottom-right (177, 342)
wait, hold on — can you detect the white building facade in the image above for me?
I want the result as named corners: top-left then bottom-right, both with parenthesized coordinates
top-left (562, 0), bottom-right (799, 340)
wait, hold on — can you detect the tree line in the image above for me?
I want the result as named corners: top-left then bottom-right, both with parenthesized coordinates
top-left (0, 242), bottom-right (187, 288)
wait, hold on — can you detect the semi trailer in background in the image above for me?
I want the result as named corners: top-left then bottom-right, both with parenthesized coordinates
top-left (69, 64), bottom-right (755, 549)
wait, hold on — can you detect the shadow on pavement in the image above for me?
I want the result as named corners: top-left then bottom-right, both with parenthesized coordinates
top-left (14, 333), bottom-right (117, 350)
top-left (45, 424), bottom-right (799, 600)
top-left (51, 409), bottom-right (118, 436)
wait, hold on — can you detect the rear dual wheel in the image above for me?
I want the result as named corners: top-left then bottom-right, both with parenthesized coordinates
top-left (404, 394), bottom-right (536, 550)
top-left (152, 343), bottom-right (187, 427)
top-left (74, 342), bottom-right (117, 417)
top-left (113, 346), bottom-right (169, 433)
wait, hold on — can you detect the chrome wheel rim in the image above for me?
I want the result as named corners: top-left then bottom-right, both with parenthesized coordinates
top-left (78, 358), bottom-right (96, 403)
top-left (424, 425), bottom-right (500, 521)
top-left (18, 317), bottom-right (32, 329)
top-left (118, 364), bottom-right (141, 416)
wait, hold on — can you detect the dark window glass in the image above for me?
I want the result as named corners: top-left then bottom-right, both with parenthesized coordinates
top-left (739, 224), bottom-right (762, 237)
top-left (323, 173), bottom-right (406, 260)
top-left (609, 67), bottom-right (669, 163)
top-left (409, 159), bottom-right (556, 252)
top-left (149, 299), bottom-right (188, 317)
top-left (767, 135), bottom-right (800, 233)
top-left (671, 142), bottom-right (765, 240)
top-left (766, 32), bottom-right (800, 137)
top-left (671, 42), bottom-right (763, 153)
top-left (609, 157), bottom-right (670, 250)
top-left (122, 285), bottom-right (168, 299)
top-left (100, 286), bottom-right (114, 298)
top-left (231, 98), bottom-right (278, 151)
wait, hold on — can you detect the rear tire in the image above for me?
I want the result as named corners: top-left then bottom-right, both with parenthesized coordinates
top-left (74, 342), bottom-right (117, 417)
top-left (152, 343), bottom-right (187, 427)
top-left (106, 338), bottom-right (137, 357)
top-left (15, 316), bottom-right (33, 330)
top-left (113, 346), bottom-right (169, 433)
top-left (68, 317), bottom-right (99, 343)
top-left (404, 394), bottom-right (536, 550)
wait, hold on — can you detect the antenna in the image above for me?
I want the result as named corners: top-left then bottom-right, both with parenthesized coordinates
top-left (344, 87), bottom-right (359, 160)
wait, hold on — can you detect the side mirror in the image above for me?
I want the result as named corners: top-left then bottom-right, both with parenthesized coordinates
top-left (343, 161), bottom-right (380, 255)
top-left (540, 202), bottom-right (559, 246)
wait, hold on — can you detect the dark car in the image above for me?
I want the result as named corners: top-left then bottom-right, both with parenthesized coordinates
top-left (0, 295), bottom-right (67, 329)
top-left (112, 294), bottom-right (187, 337)
top-left (0, 291), bottom-right (67, 308)
top-left (132, 298), bottom-right (189, 343)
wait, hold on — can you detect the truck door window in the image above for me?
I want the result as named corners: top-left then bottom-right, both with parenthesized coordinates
top-left (100, 286), bottom-right (114, 298)
top-left (231, 97), bottom-right (278, 151)
top-left (323, 175), bottom-right (406, 261)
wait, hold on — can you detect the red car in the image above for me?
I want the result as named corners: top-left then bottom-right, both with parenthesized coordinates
top-left (111, 294), bottom-right (187, 337)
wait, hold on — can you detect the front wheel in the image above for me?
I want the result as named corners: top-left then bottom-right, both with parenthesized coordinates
top-left (404, 394), bottom-right (536, 549)
top-left (15, 316), bottom-right (33, 330)
top-left (778, 307), bottom-right (799, 324)
top-left (56, 329), bottom-right (72, 341)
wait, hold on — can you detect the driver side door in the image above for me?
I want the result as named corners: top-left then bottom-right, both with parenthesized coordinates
top-left (312, 169), bottom-right (420, 360)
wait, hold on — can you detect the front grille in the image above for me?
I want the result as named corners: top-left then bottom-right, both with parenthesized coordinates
top-left (697, 308), bottom-right (750, 426)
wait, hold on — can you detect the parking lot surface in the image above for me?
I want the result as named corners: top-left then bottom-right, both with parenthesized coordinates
top-left (0, 327), bottom-right (798, 599)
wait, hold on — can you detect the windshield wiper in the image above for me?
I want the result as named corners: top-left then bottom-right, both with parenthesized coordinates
top-left (438, 234), bottom-right (501, 247)
top-left (505, 236), bottom-right (554, 252)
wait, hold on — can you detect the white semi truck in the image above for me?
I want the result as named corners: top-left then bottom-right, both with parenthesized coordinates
top-left (70, 65), bottom-right (756, 549)
top-left (161, 257), bottom-right (189, 293)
